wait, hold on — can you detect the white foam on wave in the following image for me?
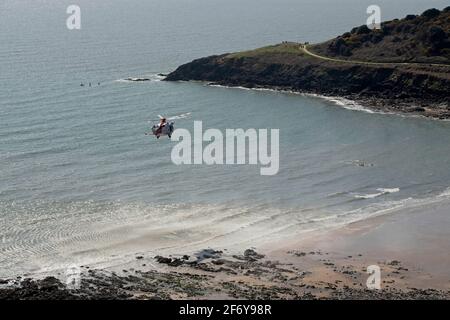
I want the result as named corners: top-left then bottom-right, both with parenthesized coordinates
top-left (114, 73), bottom-right (166, 83)
top-left (208, 83), bottom-right (450, 121)
top-left (354, 187), bottom-right (400, 199)
top-left (378, 188), bottom-right (400, 194)
top-left (238, 187), bottom-right (450, 247)
top-left (342, 187), bottom-right (450, 224)
top-left (269, 186), bottom-right (450, 244)
top-left (3, 186), bottom-right (450, 279)
top-left (168, 112), bottom-right (191, 120)
top-left (207, 83), bottom-right (386, 115)
top-left (315, 95), bottom-right (379, 114)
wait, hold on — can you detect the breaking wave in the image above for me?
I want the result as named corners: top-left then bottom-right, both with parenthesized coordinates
top-left (354, 188), bottom-right (400, 199)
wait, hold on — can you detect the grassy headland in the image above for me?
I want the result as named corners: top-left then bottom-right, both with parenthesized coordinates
top-left (165, 8), bottom-right (450, 118)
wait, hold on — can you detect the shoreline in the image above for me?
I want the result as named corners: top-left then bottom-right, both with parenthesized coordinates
top-left (202, 81), bottom-right (450, 120)
top-left (2, 197), bottom-right (449, 299)
top-left (164, 38), bottom-right (449, 121)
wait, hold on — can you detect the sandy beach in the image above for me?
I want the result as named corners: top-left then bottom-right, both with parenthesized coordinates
top-left (2, 197), bottom-right (449, 300)
top-left (265, 197), bottom-right (450, 292)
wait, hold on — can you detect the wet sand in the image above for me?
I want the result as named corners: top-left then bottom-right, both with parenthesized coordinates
top-left (265, 198), bottom-right (450, 292)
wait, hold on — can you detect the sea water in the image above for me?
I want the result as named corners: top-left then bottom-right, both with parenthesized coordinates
top-left (1, 0), bottom-right (450, 277)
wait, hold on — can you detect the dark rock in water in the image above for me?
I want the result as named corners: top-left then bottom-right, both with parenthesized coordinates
top-left (155, 255), bottom-right (172, 264)
top-left (244, 249), bottom-right (265, 260)
top-left (195, 249), bottom-right (223, 261)
top-left (0, 277), bottom-right (78, 300)
top-left (211, 259), bottom-right (226, 265)
top-left (232, 249), bottom-right (265, 262)
top-left (154, 255), bottom-right (185, 267)
top-left (168, 258), bottom-right (184, 267)
top-left (0, 279), bottom-right (8, 284)
top-left (157, 73), bottom-right (168, 77)
top-left (388, 260), bottom-right (401, 266)
top-left (182, 255), bottom-right (190, 260)
top-left (38, 277), bottom-right (63, 290)
top-left (136, 256), bottom-right (144, 260)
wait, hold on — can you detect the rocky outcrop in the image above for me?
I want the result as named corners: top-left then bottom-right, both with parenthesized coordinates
top-left (167, 54), bottom-right (446, 97)
top-left (165, 52), bottom-right (449, 117)
top-left (165, 7), bottom-right (450, 118)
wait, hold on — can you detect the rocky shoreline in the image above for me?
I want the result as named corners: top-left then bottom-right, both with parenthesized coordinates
top-left (207, 81), bottom-right (450, 120)
top-left (164, 48), bottom-right (450, 119)
top-left (1, 248), bottom-right (449, 300)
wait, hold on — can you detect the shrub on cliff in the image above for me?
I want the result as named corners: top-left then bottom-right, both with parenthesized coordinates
top-left (317, 7), bottom-right (449, 64)
top-left (421, 8), bottom-right (441, 19)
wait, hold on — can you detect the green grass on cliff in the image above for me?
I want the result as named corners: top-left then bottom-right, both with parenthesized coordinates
top-left (227, 42), bottom-right (306, 58)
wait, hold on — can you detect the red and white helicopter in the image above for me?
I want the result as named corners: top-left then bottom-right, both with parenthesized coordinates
top-left (145, 113), bottom-right (190, 139)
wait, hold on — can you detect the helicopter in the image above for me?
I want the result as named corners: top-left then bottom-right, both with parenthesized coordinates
top-left (145, 113), bottom-right (190, 139)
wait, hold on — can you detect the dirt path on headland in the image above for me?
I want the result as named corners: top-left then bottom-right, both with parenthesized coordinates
top-left (300, 44), bottom-right (450, 68)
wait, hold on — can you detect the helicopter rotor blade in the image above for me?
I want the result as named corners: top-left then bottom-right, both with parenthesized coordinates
top-left (147, 112), bottom-right (191, 123)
